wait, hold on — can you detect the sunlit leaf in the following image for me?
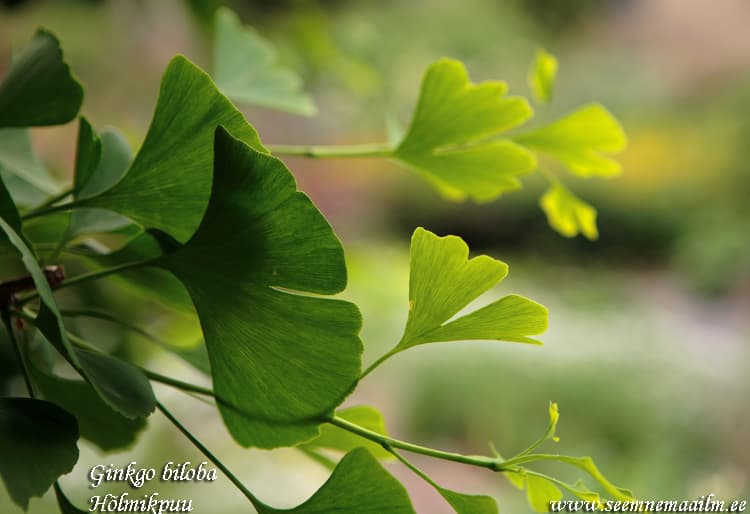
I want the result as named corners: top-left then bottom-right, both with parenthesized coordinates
top-left (0, 128), bottom-right (60, 206)
top-left (515, 103), bottom-right (626, 177)
top-left (259, 448), bottom-right (415, 513)
top-left (526, 474), bottom-right (563, 512)
top-left (540, 183), bottom-right (598, 240)
top-left (304, 405), bottom-right (393, 460)
top-left (395, 59), bottom-right (535, 201)
top-left (214, 7), bottom-right (316, 116)
top-left (158, 128), bottom-right (362, 448)
top-left (80, 56), bottom-right (265, 243)
top-left (0, 398), bottom-right (79, 510)
top-left (437, 488), bottom-right (498, 514)
top-left (0, 29), bottom-right (83, 127)
top-left (392, 227), bottom-right (547, 354)
top-left (528, 49), bottom-right (558, 104)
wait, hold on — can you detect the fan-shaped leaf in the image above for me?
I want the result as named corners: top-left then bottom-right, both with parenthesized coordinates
top-left (0, 128), bottom-right (60, 206)
top-left (395, 59), bottom-right (535, 201)
top-left (437, 488), bottom-right (498, 514)
top-left (540, 183), bottom-right (598, 240)
top-left (0, 398), bottom-right (79, 510)
top-left (259, 448), bottom-right (415, 513)
top-left (80, 56), bottom-right (265, 243)
top-left (515, 103), bottom-right (626, 177)
top-left (526, 474), bottom-right (563, 512)
top-left (528, 49), bottom-right (558, 104)
top-left (158, 128), bottom-right (362, 448)
top-left (0, 29), bottom-right (83, 127)
top-left (304, 405), bottom-right (393, 460)
top-left (393, 228), bottom-right (547, 354)
top-left (214, 7), bottom-right (316, 116)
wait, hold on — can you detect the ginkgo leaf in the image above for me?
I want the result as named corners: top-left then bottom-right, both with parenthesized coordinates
top-left (0, 29), bottom-right (83, 127)
top-left (158, 128), bottom-right (362, 448)
top-left (391, 227), bottom-right (547, 355)
top-left (79, 56), bottom-right (265, 243)
top-left (303, 405), bottom-right (393, 460)
top-left (258, 448), bottom-right (415, 513)
top-left (0, 128), bottom-right (60, 206)
top-left (528, 49), bottom-right (558, 104)
top-left (0, 398), bottom-right (79, 510)
top-left (515, 103), bottom-right (626, 177)
top-left (214, 7), bottom-right (316, 116)
top-left (436, 488), bottom-right (498, 514)
top-left (395, 59), bottom-right (535, 201)
top-left (540, 183), bottom-right (598, 240)
top-left (72, 117), bottom-right (101, 197)
top-left (526, 474), bottom-right (564, 512)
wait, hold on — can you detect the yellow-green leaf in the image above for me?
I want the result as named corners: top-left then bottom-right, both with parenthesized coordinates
top-left (526, 474), bottom-right (563, 512)
top-left (528, 49), bottom-right (558, 104)
top-left (540, 183), bottom-right (598, 240)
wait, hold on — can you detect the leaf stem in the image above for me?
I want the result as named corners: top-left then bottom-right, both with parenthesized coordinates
top-left (359, 349), bottom-right (397, 380)
top-left (24, 187), bottom-right (74, 215)
top-left (21, 197), bottom-right (88, 221)
top-left (156, 401), bottom-right (266, 512)
top-left (143, 368), bottom-right (213, 396)
top-left (267, 143), bottom-right (394, 158)
top-left (1, 310), bottom-right (35, 397)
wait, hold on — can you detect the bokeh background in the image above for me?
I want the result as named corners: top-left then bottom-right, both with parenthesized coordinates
top-left (1, 0), bottom-right (749, 512)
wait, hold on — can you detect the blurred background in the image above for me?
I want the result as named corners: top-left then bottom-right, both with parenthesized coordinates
top-left (1, 0), bottom-right (749, 512)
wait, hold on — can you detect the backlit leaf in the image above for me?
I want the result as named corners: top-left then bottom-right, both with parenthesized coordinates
top-left (392, 228), bottom-right (547, 354)
top-left (259, 448), bottom-right (415, 513)
top-left (0, 398), bottom-right (79, 510)
top-left (0, 128), bottom-right (60, 206)
top-left (0, 29), bottom-right (83, 127)
top-left (515, 103), bottom-right (626, 177)
top-left (214, 7), bottom-right (316, 116)
top-left (526, 474), bottom-right (563, 512)
top-left (528, 49), bottom-right (558, 104)
top-left (395, 59), bottom-right (535, 201)
top-left (304, 405), bottom-right (393, 460)
top-left (540, 183), bottom-right (598, 240)
top-left (80, 56), bottom-right (265, 243)
top-left (158, 128), bottom-right (362, 448)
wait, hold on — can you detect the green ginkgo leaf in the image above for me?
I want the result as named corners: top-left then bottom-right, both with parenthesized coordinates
top-left (540, 183), bottom-right (598, 240)
top-left (0, 128), bottom-right (60, 206)
top-left (526, 474), bottom-right (564, 512)
top-left (392, 227), bottom-right (547, 355)
top-left (214, 7), bottom-right (316, 116)
top-left (0, 29), bottom-right (83, 127)
top-left (395, 59), bottom-right (535, 201)
top-left (304, 405), bottom-right (393, 460)
top-left (80, 56), bottom-right (265, 243)
top-left (528, 49), bottom-right (558, 104)
top-left (259, 448), bottom-right (415, 513)
top-left (515, 103), bottom-right (626, 177)
top-left (158, 128), bottom-right (362, 448)
top-left (436, 488), bottom-right (498, 514)
top-left (0, 398), bottom-right (79, 510)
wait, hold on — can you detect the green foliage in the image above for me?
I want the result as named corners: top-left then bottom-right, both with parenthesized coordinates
top-left (0, 30), bottom-right (83, 127)
top-left (0, 398), bottom-right (79, 510)
top-left (528, 49), bottom-right (558, 104)
top-left (213, 7), bottom-right (316, 115)
top-left (395, 59), bottom-right (535, 201)
top-left (0, 15), bottom-right (633, 513)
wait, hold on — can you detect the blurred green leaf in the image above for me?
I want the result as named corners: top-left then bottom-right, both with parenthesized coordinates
top-left (393, 227), bottom-right (547, 353)
top-left (0, 29), bottom-right (83, 127)
top-left (259, 448), bottom-right (415, 513)
top-left (80, 56), bottom-right (265, 243)
top-left (30, 353), bottom-right (147, 450)
top-left (395, 59), bottom-right (535, 201)
top-left (515, 103), bottom-right (626, 177)
top-left (528, 49), bottom-right (558, 104)
top-left (540, 182), bottom-right (598, 240)
top-left (73, 117), bottom-right (101, 197)
top-left (0, 398), bottom-right (79, 510)
top-left (0, 128), bottom-right (60, 206)
top-left (304, 405), bottom-right (393, 460)
top-left (526, 474), bottom-right (563, 512)
top-left (214, 7), bottom-right (316, 116)
top-left (158, 128), bottom-right (362, 448)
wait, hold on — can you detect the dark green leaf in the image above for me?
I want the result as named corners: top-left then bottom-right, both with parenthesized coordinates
top-left (0, 398), bottom-right (79, 510)
top-left (259, 448), bottom-right (415, 513)
top-left (393, 228), bottom-right (547, 354)
top-left (81, 56), bottom-right (265, 243)
top-left (0, 174), bottom-right (21, 233)
top-left (395, 59), bottom-right (535, 201)
top-left (214, 7), bottom-right (316, 116)
top-left (30, 354), bottom-right (147, 451)
top-left (73, 117), bottom-right (102, 197)
top-left (515, 103), bottom-right (626, 177)
top-left (158, 128), bottom-right (362, 448)
top-left (0, 29), bottom-right (83, 127)
top-left (303, 405), bottom-right (393, 460)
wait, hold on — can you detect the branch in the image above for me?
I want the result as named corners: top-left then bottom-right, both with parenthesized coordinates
top-left (267, 143), bottom-right (394, 158)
